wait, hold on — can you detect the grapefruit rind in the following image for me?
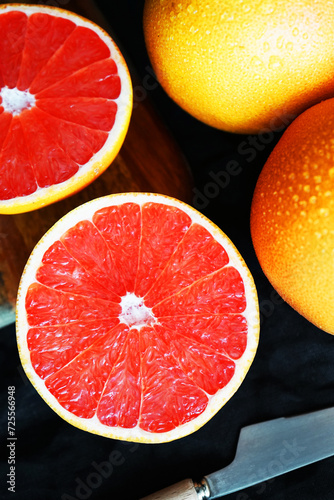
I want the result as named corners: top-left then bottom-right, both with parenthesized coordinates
top-left (143, 0), bottom-right (334, 134)
top-left (0, 4), bottom-right (133, 214)
top-left (250, 98), bottom-right (334, 335)
top-left (16, 192), bottom-right (259, 443)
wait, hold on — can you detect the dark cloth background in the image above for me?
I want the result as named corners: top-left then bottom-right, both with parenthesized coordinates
top-left (1, 1), bottom-right (334, 499)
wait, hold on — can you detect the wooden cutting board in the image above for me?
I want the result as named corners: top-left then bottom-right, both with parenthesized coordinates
top-left (0, 0), bottom-right (193, 327)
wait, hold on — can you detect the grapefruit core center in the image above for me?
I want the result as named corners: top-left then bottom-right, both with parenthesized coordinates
top-left (0, 86), bottom-right (36, 115)
top-left (119, 292), bottom-right (157, 329)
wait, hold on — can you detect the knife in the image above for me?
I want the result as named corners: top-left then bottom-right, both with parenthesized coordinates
top-left (141, 405), bottom-right (334, 499)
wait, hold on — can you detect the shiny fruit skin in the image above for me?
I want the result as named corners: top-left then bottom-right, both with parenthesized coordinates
top-left (143, 0), bottom-right (334, 134)
top-left (250, 98), bottom-right (334, 334)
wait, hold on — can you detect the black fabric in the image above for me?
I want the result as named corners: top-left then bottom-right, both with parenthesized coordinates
top-left (1, 2), bottom-right (334, 499)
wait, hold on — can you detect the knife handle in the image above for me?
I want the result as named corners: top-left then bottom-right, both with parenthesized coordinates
top-left (141, 478), bottom-right (210, 500)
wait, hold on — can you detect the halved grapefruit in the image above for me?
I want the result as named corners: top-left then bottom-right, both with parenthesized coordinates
top-left (16, 193), bottom-right (259, 443)
top-left (0, 4), bottom-right (132, 214)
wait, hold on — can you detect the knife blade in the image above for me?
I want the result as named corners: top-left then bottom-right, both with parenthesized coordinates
top-left (141, 405), bottom-right (334, 500)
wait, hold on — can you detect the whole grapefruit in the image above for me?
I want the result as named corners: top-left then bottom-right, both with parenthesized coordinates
top-left (143, 0), bottom-right (334, 134)
top-left (251, 98), bottom-right (334, 335)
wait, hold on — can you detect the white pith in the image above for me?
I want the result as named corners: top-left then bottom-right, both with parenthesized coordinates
top-left (119, 292), bottom-right (156, 329)
top-left (0, 86), bottom-right (36, 115)
top-left (0, 4), bottom-right (133, 214)
top-left (16, 192), bottom-right (260, 443)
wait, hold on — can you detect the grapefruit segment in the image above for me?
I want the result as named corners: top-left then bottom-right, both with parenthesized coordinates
top-left (0, 4), bottom-right (132, 214)
top-left (20, 108), bottom-right (80, 187)
top-left (135, 202), bottom-right (191, 297)
top-left (139, 326), bottom-right (209, 433)
top-left (60, 220), bottom-right (126, 298)
top-left (153, 266), bottom-right (247, 317)
top-left (0, 10), bottom-right (26, 88)
top-left (0, 113), bottom-right (12, 151)
top-left (144, 223), bottom-right (229, 307)
top-left (35, 58), bottom-right (121, 99)
top-left (45, 324), bottom-right (130, 418)
top-left (93, 203), bottom-right (141, 293)
top-left (27, 319), bottom-right (120, 380)
top-left (29, 25), bottom-right (110, 94)
top-left (157, 325), bottom-right (235, 395)
top-left (36, 240), bottom-right (119, 301)
top-left (17, 193), bottom-right (259, 443)
top-left (0, 116), bottom-right (36, 199)
top-left (29, 107), bottom-right (108, 165)
top-left (36, 97), bottom-right (117, 131)
top-left (25, 282), bottom-right (121, 327)
top-left (98, 329), bottom-right (141, 429)
top-left (158, 314), bottom-right (248, 360)
top-left (17, 13), bottom-right (75, 91)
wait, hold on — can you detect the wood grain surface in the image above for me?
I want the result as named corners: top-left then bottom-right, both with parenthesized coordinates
top-left (0, 0), bottom-right (193, 327)
top-left (141, 479), bottom-right (199, 500)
